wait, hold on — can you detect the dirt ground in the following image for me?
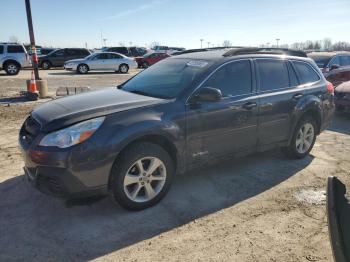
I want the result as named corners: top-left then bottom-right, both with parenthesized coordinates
top-left (0, 70), bottom-right (350, 261)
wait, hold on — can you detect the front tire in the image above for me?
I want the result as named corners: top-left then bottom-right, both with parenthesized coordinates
top-left (284, 116), bottom-right (317, 159)
top-left (77, 64), bottom-right (89, 74)
top-left (142, 62), bottom-right (149, 68)
top-left (41, 61), bottom-right (51, 70)
top-left (110, 143), bottom-right (174, 210)
top-left (4, 62), bottom-right (20, 75)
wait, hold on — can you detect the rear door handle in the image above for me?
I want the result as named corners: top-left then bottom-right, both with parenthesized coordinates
top-left (293, 93), bottom-right (304, 100)
top-left (242, 102), bottom-right (257, 110)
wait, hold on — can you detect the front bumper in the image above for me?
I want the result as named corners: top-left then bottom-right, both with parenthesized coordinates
top-left (63, 64), bottom-right (77, 71)
top-left (19, 116), bottom-right (109, 199)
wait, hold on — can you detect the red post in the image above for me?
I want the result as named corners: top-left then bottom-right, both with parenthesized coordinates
top-left (25, 0), bottom-right (40, 80)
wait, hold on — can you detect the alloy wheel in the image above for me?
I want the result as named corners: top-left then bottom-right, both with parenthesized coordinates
top-left (123, 157), bottom-right (167, 203)
top-left (7, 64), bottom-right (18, 74)
top-left (120, 65), bottom-right (128, 73)
top-left (79, 65), bottom-right (88, 73)
top-left (295, 123), bottom-right (314, 154)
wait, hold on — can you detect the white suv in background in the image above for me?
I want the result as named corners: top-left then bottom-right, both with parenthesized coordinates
top-left (0, 43), bottom-right (32, 75)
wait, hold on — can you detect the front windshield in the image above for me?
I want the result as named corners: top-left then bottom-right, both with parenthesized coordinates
top-left (308, 55), bottom-right (331, 68)
top-left (121, 58), bottom-right (212, 99)
top-left (85, 54), bottom-right (96, 60)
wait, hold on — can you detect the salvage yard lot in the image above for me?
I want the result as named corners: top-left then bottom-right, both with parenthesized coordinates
top-left (1, 70), bottom-right (350, 261)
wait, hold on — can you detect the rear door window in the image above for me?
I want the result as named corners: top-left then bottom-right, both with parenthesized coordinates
top-left (7, 45), bottom-right (25, 53)
top-left (0, 45), bottom-right (3, 54)
top-left (293, 61), bottom-right (320, 85)
top-left (109, 53), bottom-right (122, 59)
top-left (256, 59), bottom-right (289, 92)
top-left (203, 60), bottom-right (252, 97)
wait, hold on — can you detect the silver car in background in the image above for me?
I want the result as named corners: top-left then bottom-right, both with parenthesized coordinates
top-left (64, 52), bottom-right (138, 74)
top-left (0, 42), bottom-right (32, 75)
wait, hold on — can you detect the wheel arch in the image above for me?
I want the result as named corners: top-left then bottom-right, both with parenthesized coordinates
top-left (78, 63), bottom-right (89, 70)
top-left (107, 133), bottom-right (179, 189)
top-left (2, 59), bottom-right (21, 69)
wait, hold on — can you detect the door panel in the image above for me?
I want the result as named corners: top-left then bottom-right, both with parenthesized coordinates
top-left (186, 59), bottom-right (258, 163)
top-left (186, 95), bottom-right (259, 162)
top-left (255, 59), bottom-right (300, 145)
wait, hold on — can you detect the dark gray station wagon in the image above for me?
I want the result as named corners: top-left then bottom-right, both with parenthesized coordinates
top-left (19, 48), bottom-right (335, 210)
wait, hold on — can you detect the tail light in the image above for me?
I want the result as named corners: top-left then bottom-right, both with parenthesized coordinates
top-left (327, 81), bottom-right (334, 95)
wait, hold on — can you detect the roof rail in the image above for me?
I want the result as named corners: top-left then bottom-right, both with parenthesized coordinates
top-left (223, 47), bottom-right (307, 58)
top-left (0, 42), bottom-right (20, 44)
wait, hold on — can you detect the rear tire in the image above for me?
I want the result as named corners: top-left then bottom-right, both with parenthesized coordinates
top-left (119, 64), bottom-right (129, 74)
top-left (142, 62), bottom-right (149, 68)
top-left (283, 116), bottom-right (317, 159)
top-left (4, 62), bottom-right (20, 75)
top-left (109, 142), bottom-right (174, 210)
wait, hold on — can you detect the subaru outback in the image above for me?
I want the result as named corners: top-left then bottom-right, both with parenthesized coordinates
top-left (19, 48), bottom-right (335, 210)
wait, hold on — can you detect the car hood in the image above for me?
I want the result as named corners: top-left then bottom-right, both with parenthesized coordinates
top-left (335, 81), bottom-right (350, 93)
top-left (32, 88), bottom-right (165, 132)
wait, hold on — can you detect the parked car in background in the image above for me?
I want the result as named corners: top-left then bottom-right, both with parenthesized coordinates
top-left (40, 48), bottom-right (57, 55)
top-left (64, 52), bottom-right (137, 74)
top-left (152, 45), bottom-right (185, 55)
top-left (0, 42), bottom-right (31, 75)
top-left (103, 47), bottom-right (148, 57)
top-left (308, 52), bottom-right (350, 87)
top-left (38, 48), bottom-right (91, 69)
top-left (102, 47), bottom-right (130, 56)
top-left (135, 52), bottom-right (170, 68)
top-left (334, 80), bottom-right (350, 112)
top-left (19, 48), bottom-right (334, 210)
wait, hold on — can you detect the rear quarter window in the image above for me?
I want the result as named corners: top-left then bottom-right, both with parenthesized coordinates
top-left (7, 45), bottom-right (25, 53)
top-left (256, 59), bottom-right (289, 92)
top-left (293, 61), bottom-right (320, 85)
top-left (0, 45), bottom-right (3, 54)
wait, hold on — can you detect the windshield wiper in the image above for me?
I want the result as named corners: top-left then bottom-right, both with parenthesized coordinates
top-left (127, 90), bottom-right (151, 97)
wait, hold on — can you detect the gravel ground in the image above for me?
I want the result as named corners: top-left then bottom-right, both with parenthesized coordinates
top-left (0, 69), bottom-right (349, 261)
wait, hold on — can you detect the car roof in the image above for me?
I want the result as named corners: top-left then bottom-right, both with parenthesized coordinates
top-left (308, 51), bottom-right (350, 57)
top-left (170, 48), bottom-right (312, 63)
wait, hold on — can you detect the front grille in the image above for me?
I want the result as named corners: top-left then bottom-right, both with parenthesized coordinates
top-left (37, 175), bottom-right (65, 197)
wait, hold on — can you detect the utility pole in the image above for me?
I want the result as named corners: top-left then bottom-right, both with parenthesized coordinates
top-left (103, 38), bottom-right (107, 47)
top-left (25, 0), bottom-right (39, 80)
top-left (200, 39), bottom-right (204, 48)
top-left (276, 38), bottom-right (280, 48)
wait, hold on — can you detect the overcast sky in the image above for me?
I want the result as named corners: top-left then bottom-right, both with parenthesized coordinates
top-left (2, 0), bottom-right (350, 49)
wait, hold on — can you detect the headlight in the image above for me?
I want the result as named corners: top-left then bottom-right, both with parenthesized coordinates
top-left (39, 117), bottom-right (105, 148)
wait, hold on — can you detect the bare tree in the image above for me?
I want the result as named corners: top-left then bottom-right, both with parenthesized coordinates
top-left (149, 41), bottom-right (160, 49)
top-left (333, 41), bottom-right (350, 51)
top-left (222, 40), bottom-right (232, 47)
top-left (9, 35), bottom-right (19, 43)
top-left (322, 38), bottom-right (332, 51)
top-left (118, 41), bottom-right (125, 47)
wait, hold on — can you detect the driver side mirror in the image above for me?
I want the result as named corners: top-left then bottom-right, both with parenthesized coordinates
top-left (330, 64), bottom-right (340, 71)
top-left (190, 87), bottom-right (222, 103)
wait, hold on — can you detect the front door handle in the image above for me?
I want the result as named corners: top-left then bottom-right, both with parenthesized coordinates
top-left (293, 93), bottom-right (304, 100)
top-left (242, 102), bottom-right (257, 110)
